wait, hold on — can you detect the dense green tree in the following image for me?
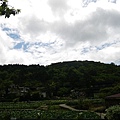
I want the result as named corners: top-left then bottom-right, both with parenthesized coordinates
top-left (0, 0), bottom-right (20, 18)
top-left (0, 61), bottom-right (120, 99)
top-left (57, 87), bottom-right (70, 97)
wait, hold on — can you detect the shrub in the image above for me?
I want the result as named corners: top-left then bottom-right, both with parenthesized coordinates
top-left (77, 111), bottom-right (101, 119)
top-left (106, 105), bottom-right (120, 120)
top-left (0, 111), bottom-right (11, 120)
top-left (66, 100), bottom-right (78, 106)
top-left (76, 99), bottom-right (91, 110)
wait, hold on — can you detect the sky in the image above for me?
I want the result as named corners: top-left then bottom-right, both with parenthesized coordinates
top-left (0, 0), bottom-right (120, 65)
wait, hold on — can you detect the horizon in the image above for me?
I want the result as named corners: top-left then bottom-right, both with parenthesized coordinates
top-left (0, 60), bottom-right (118, 67)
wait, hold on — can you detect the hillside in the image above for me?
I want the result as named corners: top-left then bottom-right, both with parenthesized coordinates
top-left (0, 60), bottom-right (120, 100)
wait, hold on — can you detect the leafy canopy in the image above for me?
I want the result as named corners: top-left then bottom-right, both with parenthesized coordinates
top-left (0, 0), bottom-right (20, 18)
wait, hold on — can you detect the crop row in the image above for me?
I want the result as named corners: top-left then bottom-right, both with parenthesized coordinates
top-left (0, 100), bottom-right (69, 109)
top-left (0, 101), bottom-right (44, 109)
top-left (0, 110), bottom-right (78, 119)
top-left (0, 110), bottom-right (101, 119)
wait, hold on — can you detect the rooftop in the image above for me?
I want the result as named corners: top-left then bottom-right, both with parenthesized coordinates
top-left (106, 93), bottom-right (120, 99)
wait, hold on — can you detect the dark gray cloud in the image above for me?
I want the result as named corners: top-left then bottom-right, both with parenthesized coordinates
top-left (90, 8), bottom-right (120, 28)
top-left (50, 8), bottom-right (120, 46)
top-left (17, 0), bottom-right (120, 47)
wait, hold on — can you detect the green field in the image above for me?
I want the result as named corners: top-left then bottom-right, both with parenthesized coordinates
top-left (0, 99), bottom-right (102, 119)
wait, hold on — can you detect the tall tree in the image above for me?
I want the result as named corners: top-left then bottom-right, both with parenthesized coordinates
top-left (0, 0), bottom-right (20, 18)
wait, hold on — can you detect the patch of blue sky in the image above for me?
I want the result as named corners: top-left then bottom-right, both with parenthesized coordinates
top-left (81, 48), bottom-right (89, 54)
top-left (2, 26), bottom-right (20, 40)
top-left (14, 42), bottom-right (29, 51)
top-left (81, 46), bottom-right (93, 54)
top-left (81, 40), bottom-right (120, 55)
top-left (14, 42), bottom-right (25, 49)
top-left (7, 33), bottom-right (20, 39)
top-left (13, 42), bottom-right (48, 51)
top-left (23, 43), bottom-right (30, 51)
top-left (96, 40), bottom-right (120, 50)
top-left (2, 27), bottom-right (11, 31)
top-left (13, 41), bottom-right (58, 54)
top-left (40, 42), bottom-right (52, 47)
top-left (96, 43), bottom-right (112, 50)
top-left (33, 41), bottom-right (56, 49)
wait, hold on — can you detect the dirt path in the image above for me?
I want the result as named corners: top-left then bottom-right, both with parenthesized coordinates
top-left (59, 104), bottom-right (86, 112)
top-left (59, 104), bottom-right (105, 119)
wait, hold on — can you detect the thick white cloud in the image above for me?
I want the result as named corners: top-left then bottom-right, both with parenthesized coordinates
top-left (0, 0), bottom-right (120, 65)
top-left (48, 0), bottom-right (69, 17)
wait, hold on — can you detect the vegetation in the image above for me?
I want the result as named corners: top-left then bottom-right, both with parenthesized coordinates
top-left (0, 100), bottom-right (102, 119)
top-left (0, 0), bottom-right (20, 18)
top-left (105, 105), bottom-right (120, 120)
top-left (66, 98), bottom-right (105, 112)
top-left (0, 61), bottom-right (120, 101)
top-left (0, 110), bottom-right (101, 119)
top-left (77, 111), bottom-right (101, 119)
top-left (0, 60), bottom-right (120, 119)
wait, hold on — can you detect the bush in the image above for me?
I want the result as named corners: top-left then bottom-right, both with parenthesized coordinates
top-left (76, 99), bottom-right (91, 110)
top-left (66, 100), bottom-right (78, 106)
top-left (0, 111), bottom-right (11, 120)
top-left (106, 105), bottom-right (120, 120)
top-left (77, 111), bottom-right (101, 119)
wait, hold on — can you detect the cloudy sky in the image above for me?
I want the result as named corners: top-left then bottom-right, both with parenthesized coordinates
top-left (0, 0), bottom-right (120, 65)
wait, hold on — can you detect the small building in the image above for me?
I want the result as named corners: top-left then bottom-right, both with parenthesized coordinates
top-left (105, 93), bottom-right (120, 108)
top-left (19, 87), bottom-right (29, 93)
top-left (41, 92), bottom-right (46, 98)
top-left (70, 89), bottom-right (86, 98)
top-left (8, 84), bottom-right (29, 94)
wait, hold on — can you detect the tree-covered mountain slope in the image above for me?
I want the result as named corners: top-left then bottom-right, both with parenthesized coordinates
top-left (0, 60), bottom-right (120, 98)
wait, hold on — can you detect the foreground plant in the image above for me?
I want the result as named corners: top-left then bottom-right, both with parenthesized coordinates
top-left (106, 105), bottom-right (120, 120)
top-left (77, 111), bottom-right (101, 119)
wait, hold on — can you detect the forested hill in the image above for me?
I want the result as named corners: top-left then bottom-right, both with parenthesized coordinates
top-left (0, 61), bottom-right (120, 98)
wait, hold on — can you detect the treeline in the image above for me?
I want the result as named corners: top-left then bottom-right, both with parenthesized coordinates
top-left (0, 60), bottom-right (120, 98)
